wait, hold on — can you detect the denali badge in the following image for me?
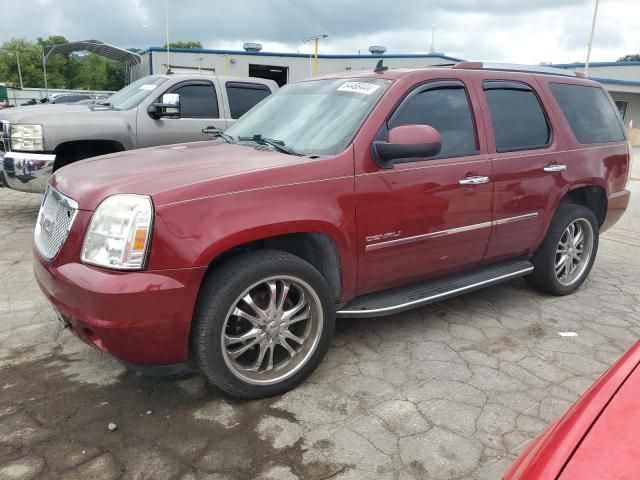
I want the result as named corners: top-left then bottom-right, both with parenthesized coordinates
top-left (366, 231), bottom-right (402, 243)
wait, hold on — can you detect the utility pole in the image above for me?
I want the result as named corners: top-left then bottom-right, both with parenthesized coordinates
top-left (585, 0), bottom-right (599, 77)
top-left (42, 49), bottom-right (49, 97)
top-left (303, 34), bottom-right (328, 75)
top-left (165, 0), bottom-right (171, 71)
top-left (16, 49), bottom-right (23, 89)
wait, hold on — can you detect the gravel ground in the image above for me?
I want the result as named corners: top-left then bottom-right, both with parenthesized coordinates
top-left (1, 150), bottom-right (639, 479)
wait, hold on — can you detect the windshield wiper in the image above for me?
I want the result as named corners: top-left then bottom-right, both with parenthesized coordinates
top-left (237, 135), bottom-right (303, 156)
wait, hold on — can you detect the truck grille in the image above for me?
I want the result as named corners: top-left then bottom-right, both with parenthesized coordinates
top-left (0, 120), bottom-right (9, 153)
top-left (34, 186), bottom-right (79, 260)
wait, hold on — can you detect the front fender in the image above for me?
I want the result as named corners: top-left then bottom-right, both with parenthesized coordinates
top-left (148, 175), bottom-right (358, 301)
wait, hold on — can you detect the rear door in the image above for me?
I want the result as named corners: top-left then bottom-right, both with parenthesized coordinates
top-left (472, 75), bottom-right (570, 264)
top-left (355, 78), bottom-right (494, 294)
top-left (136, 78), bottom-right (226, 148)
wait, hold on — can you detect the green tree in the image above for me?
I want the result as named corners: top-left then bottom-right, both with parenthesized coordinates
top-left (617, 54), bottom-right (640, 62)
top-left (164, 41), bottom-right (203, 49)
top-left (0, 36), bottom-right (126, 91)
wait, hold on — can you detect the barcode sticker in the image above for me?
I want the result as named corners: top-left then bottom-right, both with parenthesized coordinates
top-left (337, 81), bottom-right (380, 95)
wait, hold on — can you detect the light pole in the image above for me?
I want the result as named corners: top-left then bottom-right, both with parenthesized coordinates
top-left (585, 0), bottom-right (599, 77)
top-left (303, 34), bottom-right (328, 75)
top-left (429, 24), bottom-right (436, 54)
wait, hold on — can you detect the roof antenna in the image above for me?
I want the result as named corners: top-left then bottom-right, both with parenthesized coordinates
top-left (374, 59), bottom-right (388, 73)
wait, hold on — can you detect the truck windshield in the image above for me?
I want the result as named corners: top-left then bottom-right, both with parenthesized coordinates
top-left (105, 76), bottom-right (168, 110)
top-left (225, 78), bottom-right (391, 156)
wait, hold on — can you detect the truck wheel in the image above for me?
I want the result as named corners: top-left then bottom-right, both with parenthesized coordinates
top-left (527, 203), bottom-right (599, 296)
top-left (193, 250), bottom-right (335, 399)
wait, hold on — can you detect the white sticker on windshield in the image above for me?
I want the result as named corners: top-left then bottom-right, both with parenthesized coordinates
top-left (337, 81), bottom-right (380, 95)
top-left (139, 84), bottom-right (158, 91)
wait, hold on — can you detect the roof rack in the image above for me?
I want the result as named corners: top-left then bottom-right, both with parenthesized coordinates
top-left (453, 61), bottom-right (584, 78)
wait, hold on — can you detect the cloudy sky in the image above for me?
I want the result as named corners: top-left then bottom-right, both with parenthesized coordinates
top-left (4, 0), bottom-right (639, 64)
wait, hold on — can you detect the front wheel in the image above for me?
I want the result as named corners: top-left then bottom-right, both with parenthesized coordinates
top-left (192, 250), bottom-right (335, 399)
top-left (527, 203), bottom-right (599, 296)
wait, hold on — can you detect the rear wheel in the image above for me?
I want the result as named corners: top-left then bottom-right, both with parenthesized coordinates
top-left (193, 250), bottom-right (335, 399)
top-left (527, 203), bottom-right (599, 295)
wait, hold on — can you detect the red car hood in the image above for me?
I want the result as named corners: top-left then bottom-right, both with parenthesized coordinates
top-left (50, 141), bottom-right (312, 210)
top-left (504, 341), bottom-right (640, 480)
top-left (558, 359), bottom-right (640, 479)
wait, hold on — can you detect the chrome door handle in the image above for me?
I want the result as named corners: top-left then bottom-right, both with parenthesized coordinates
top-left (459, 176), bottom-right (490, 185)
top-left (543, 164), bottom-right (567, 173)
top-left (202, 126), bottom-right (221, 135)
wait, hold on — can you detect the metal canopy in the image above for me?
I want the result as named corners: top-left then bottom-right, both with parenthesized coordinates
top-left (44, 40), bottom-right (142, 67)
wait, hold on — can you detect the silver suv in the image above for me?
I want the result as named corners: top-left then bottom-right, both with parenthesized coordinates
top-left (0, 74), bottom-right (278, 193)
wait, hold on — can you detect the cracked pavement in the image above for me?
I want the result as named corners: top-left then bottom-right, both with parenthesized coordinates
top-left (1, 150), bottom-right (639, 479)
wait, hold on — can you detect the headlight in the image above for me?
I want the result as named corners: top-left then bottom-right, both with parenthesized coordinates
top-left (10, 124), bottom-right (44, 151)
top-left (81, 195), bottom-right (153, 270)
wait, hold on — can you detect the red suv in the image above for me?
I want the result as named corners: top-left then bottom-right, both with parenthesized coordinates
top-left (33, 62), bottom-right (631, 398)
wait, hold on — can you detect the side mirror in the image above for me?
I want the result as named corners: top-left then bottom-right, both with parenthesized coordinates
top-left (371, 125), bottom-right (442, 169)
top-left (147, 93), bottom-right (181, 119)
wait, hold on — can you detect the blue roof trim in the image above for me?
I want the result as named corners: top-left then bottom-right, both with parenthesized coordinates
top-left (589, 77), bottom-right (640, 87)
top-left (140, 47), bottom-right (463, 62)
top-left (552, 61), bottom-right (640, 68)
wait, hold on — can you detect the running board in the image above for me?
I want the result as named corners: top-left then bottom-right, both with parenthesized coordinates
top-left (336, 259), bottom-right (533, 318)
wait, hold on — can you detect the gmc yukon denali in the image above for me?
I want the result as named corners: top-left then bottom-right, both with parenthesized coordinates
top-left (32, 62), bottom-right (631, 398)
top-left (0, 74), bottom-right (277, 192)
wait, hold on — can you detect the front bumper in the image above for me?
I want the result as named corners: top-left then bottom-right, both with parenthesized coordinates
top-left (34, 250), bottom-right (207, 366)
top-left (1, 151), bottom-right (55, 193)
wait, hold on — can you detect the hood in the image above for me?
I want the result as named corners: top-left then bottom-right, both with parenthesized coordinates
top-left (558, 360), bottom-right (640, 479)
top-left (51, 140), bottom-right (314, 210)
top-left (0, 104), bottom-right (92, 124)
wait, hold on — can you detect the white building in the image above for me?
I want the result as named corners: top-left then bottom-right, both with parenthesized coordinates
top-left (132, 46), bottom-right (462, 86)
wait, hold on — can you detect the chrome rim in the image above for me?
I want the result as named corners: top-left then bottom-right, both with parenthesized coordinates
top-left (221, 275), bottom-right (323, 385)
top-left (555, 218), bottom-right (594, 286)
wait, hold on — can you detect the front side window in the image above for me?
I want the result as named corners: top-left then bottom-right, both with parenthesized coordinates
top-left (483, 81), bottom-right (551, 152)
top-left (389, 83), bottom-right (478, 157)
top-left (172, 83), bottom-right (219, 118)
top-left (225, 78), bottom-right (391, 156)
top-left (226, 82), bottom-right (271, 119)
top-left (550, 83), bottom-right (626, 144)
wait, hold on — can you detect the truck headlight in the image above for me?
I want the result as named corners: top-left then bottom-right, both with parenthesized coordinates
top-left (82, 195), bottom-right (153, 270)
top-left (10, 124), bottom-right (44, 151)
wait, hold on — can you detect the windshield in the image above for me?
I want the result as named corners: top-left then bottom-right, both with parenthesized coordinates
top-left (225, 78), bottom-right (391, 156)
top-left (105, 76), bottom-right (168, 110)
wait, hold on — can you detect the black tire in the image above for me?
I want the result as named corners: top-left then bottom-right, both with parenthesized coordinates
top-left (527, 202), bottom-right (599, 296)
top-left (192, 250), bottom-right (335, 399)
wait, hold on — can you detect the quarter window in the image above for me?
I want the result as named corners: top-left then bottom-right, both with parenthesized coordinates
top-left (226, 82), bottom-right (272, 119)
top-left (389, 84), bottom-right (478, 158)
top-left (483, 81), bottom-right (551, 152)
top-left (550, 83), bottom-right (626, 144)
top-left (171, 83), bottom-right (219, 118)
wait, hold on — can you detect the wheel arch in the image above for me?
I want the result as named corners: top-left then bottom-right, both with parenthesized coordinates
top-left (560, 184), bottom-right (607, 227)
top-left (198, 226), bottom-right (349, 303)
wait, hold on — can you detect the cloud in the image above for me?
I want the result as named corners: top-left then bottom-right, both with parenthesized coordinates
top-left (3, 0), bottom-right (639, 64)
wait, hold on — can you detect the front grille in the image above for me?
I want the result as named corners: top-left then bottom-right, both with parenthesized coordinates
top-left (0, 121), bottom-right (9, 153)
top-left (34, 186), bottom-right (79, 260)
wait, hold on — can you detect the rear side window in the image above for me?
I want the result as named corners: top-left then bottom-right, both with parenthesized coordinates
top-left (483, 81), bottom-right (551, 152)
top-left (172, 83), bottom-right (219, 118)
top-left (226, 82), bottom-right (272, 119)
top-left (550, 83), bottom-right (625, 144)
top-left (389, 83), bottom-right (478, 157)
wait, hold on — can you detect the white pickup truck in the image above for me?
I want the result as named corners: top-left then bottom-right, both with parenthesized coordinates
top-left (0, 73), bottom-right (278, 193)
